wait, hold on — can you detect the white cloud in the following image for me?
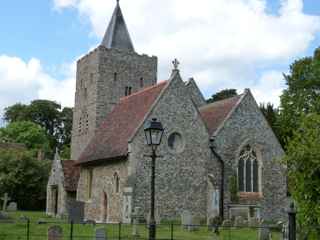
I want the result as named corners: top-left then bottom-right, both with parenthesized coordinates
top-left (251, 70), bottom-right (286, 106)
top-left (0, 55), bottom-right (75, 122)
top-left (53, 0), bottom-right (320, 105)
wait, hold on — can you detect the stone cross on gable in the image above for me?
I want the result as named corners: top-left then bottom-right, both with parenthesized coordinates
top-left (172, 58), bottom-right (180, 70)
top-left (1, 193), bottom-right (11, 211)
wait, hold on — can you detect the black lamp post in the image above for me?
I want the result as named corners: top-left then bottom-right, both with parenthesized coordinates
top-left (144, 118), bottom-right (164, 240)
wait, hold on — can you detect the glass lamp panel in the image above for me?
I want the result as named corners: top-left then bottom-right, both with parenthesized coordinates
top-left (151, 129), bottom-right (161, 145)
top-left (144, 130), bottom-right (152, 145)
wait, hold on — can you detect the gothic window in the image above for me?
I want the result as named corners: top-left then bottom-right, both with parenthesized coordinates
top-left (140, 77), bottom-right (144, 88)
top-left (85, 113), bottom-right (89, 132)
top-left (87, 168), bottom-right (93, 200)
top-left (114, 172), bottom-right (120, 193)
top-left (84, 88), bottom-right (87, 100)
top-left (128, 87), bottom-right (132, 95)
top-left (238, 145), bottom-right (259, 192)
top-left (78, 117), bottom-right (82, 134)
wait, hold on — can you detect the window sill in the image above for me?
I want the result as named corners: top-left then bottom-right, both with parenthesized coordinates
top-left (238, 192), bottom-right (263, 200)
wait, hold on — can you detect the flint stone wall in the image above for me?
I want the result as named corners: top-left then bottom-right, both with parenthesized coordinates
top-left (71, 46), bottom-right (157, 160)
top-left (213, 91), bottom-right (287, 221)
top-left (128, 73), bottom-right (213, 220)
top-left (77, 160), bottom-right (128, 223)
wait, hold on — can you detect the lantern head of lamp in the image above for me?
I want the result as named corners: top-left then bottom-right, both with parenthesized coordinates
top-left (144, 118), bottom-right (164, 151)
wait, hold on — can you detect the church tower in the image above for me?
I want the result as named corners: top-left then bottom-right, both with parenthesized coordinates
top-left (71, 1), bottom-right (158, 160)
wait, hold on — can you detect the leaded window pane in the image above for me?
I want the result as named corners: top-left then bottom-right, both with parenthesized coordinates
top-left (253, 159), bottom-right (259, 192)
top-left (238, 159), bottom-right (244, 191)
top-left (245, 159), bottom-right (252, 192)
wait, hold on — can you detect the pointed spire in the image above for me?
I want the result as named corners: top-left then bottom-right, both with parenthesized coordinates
top-left (101, 1), bottom-right (135, 51)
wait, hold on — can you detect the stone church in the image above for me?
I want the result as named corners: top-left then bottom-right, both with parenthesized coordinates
top-left (47, 1), bottom-right (287, 223)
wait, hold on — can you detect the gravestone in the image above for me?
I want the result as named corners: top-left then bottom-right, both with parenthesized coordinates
top-left (131, 207), bottom-right (143, 237)
top-left (48, 225), bottom-right (63, 240)
top-left (67, 200), bottom-right (84, 223)
top-left (181, 210), bottom-right (192, 230)
top-left (95, 228), bottom-right (106, 240)
top-left (282, 222), bottom-right (289, 240)
top-left (0, 211), bottom-right (9, 220)
top-left (221, 219), bottom-right (232, 227)
top-left (7, 202), bottom-right (17, 211)
top-left (1, 193), bottom-right (11, 211)
top-left (258, 223), bottom-right (271, 240)
top-left (234, 216), bottom-right (246, 227)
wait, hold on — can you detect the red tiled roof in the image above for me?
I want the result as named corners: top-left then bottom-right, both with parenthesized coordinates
top-left (61, 160), bottom-right (80, 192)
top-left (200, 95), bottom-right (242, 135)
top-left (77, 81), bottom-right (168, 164)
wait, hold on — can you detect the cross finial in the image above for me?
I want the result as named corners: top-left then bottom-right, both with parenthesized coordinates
top-left (172, 58), bottom-right (180, 70)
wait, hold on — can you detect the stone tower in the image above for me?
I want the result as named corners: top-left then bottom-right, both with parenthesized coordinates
top-left (71, 1), bottom-right (158, 160)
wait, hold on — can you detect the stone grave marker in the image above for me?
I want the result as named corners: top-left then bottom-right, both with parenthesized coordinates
top-left (221, 219), bottom-right (232, 227)
top-left (1, 193), bottom-right (11, 211)
top-left (234, 216), bottom-right (246, 227)
top-left (258, 221), bottom-right (271, 240)
top-left (67, 200), bottom-right (84, 223)
top-left (7, 202), bottom-right (17, 211)
top-left (48, 225), bottom-right (63, 240)
top-left (131, 207), bottom-right (143, 237)
top-left (95, 228), bottom-right (106, 240)
top-left (181, 210), bottom-right (192, 230)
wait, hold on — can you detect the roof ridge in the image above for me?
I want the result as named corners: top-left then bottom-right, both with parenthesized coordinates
top-left (120, 81), bottom-right (167, 101)
top-left (200, 94), bottom-right (243, 110)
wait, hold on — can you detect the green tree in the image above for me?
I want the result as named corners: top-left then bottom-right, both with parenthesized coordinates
top-left (0, 149), bottom-right (50, 210)
top-left (260, 103), bottom-right (282, 146)
top-left (207, 89), bottom-right (238, 103)
top-left (283, 114), bottom-right (320, 226)
top-left (0, 121), bottom-right (50, 150)
top-left (278, 47), bottom-right (320, 147)
top-left (4, 100), bottom-right (73, 157)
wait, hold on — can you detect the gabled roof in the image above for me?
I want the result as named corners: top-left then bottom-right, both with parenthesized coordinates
top-left (78, 81), bottom-right (168, 165)
top-left (61, 160), bottom-right (80, 192)
top-left (199, 95), bottom-right (243, 136)
top-left (101, 1), bottom-right (134, 51)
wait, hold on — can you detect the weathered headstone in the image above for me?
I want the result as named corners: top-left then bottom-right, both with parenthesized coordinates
top-left (48, 225), bottom-right (63, 240)
top-left (131, 207), bottom-right (143, 237)
top-left (234, 216), bottom-right (246, 227)
top-left (181, 210), bottom-right (192, 230)
top-left (258, 226), bottom-right (271, 240)
top-left (67, 200), bottom-right (84, 223)
top-left (1, 193), bottom-right (11, 211)
top-left (95, 228), bottom-right (106, 240)
top-left (221, 219), bottom-right (232, 227)
top-left (0, 211), bottom-right (9, 220)
top-left (7, 202), bottom-right (17, 211)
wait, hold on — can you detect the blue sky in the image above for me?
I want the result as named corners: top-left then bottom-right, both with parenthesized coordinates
top-left (0, 0), bottom-right (320, 123)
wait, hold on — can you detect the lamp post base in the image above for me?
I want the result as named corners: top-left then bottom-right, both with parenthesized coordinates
top-left (149, 220), bottom-right (156, 240)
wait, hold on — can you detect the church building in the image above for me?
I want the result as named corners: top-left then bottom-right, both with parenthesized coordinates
top-left (47, 1), bottom-right (287, 223)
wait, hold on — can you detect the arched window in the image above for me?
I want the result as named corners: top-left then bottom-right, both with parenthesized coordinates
top-left (114, 173), bottom-right (120, 193)
top-left (238, 145), bottom-right (259, 192)
top-left (140, 77), bottom-right (144, 88)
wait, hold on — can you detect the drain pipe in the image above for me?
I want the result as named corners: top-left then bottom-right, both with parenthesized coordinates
top-left (209, 137), bottom-right (225, 220)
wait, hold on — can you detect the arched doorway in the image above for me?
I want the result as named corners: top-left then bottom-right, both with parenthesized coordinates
top-left (101, 192), bottom-right (108, 222)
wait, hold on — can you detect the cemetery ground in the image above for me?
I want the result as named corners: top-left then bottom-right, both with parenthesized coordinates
top-left (0, 211), bottom-right (286, 240)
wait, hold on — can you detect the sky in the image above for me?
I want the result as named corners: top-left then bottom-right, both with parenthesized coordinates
top-left (0, 0), bottom-right (320, 124)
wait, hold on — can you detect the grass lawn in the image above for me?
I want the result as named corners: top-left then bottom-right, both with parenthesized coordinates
top-left (0, 211), bottom-right (284, 240)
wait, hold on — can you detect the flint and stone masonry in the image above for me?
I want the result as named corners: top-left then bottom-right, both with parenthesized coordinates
top-left (47, 1), bottom-right (287, 223)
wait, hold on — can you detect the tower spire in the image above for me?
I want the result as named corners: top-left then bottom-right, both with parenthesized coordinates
top-left (101, 0), bottom-right (134, 51)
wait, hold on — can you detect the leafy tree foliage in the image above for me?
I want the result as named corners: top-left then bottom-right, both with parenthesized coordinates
top-left (283, 114), bottom-right (320, 226)
top-left (4, 100), bottom-right (73, 157)
top-left (0, 149), bottom-right (50, 210)
top-left (259, 103), bottom-right (282, 146)
top-left (0, 121), bottom-right (50, 150)
top-left (207, 89), bottom-right (238, 103)
top-left (278, 47), bottom-right (320, 147)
